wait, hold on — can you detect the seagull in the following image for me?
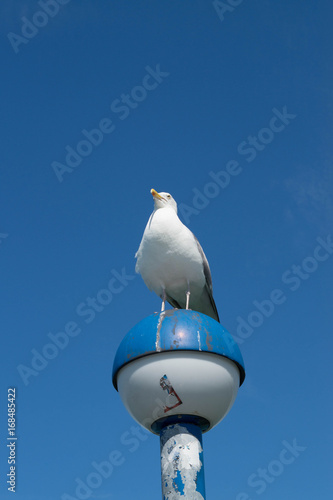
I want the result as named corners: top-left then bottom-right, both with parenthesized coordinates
top-left (135, 189), bottom-right (220, 322)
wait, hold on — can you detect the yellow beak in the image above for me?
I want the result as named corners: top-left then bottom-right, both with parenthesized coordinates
top-left (151, 188), bottom-right (164, 200)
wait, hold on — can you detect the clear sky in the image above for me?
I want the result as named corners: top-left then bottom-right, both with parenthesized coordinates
top-left (1, 1), bottom-right (332, 499)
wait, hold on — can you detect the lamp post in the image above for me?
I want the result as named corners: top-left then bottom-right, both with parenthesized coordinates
top-left (112, 309), bottom-right (245, 499)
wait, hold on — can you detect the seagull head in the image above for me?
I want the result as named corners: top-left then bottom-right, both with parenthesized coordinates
top-left (151, 189), bottom-right (177, 212)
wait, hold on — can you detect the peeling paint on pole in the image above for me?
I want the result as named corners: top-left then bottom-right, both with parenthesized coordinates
top-left (160, 422), bottom-right (206, 499)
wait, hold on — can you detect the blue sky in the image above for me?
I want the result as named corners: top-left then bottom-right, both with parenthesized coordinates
top-left (1, 1), bottom-right (332, 499)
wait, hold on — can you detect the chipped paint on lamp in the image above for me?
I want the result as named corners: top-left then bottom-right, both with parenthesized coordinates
top-left (113, 309), bottom-right (245, 434)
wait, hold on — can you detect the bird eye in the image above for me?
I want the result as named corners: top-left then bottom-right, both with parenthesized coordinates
top-left (167, 194), bottom-right (171, 199)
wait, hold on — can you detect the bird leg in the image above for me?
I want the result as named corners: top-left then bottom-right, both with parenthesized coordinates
top-left (185, 281), bottom-right (190, 310)
top-left (161, 289), bottom-right (166, 312)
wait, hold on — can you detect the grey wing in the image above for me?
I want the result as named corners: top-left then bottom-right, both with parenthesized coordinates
top-left (193, 234), bottom-right (220, 322)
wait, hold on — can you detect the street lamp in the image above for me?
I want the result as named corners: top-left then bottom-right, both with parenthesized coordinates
top-left (113, 309), bottom-right (245, 499)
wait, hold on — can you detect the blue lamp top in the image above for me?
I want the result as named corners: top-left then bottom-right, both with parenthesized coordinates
top-left (112, 309), bottom-right (245, 389)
